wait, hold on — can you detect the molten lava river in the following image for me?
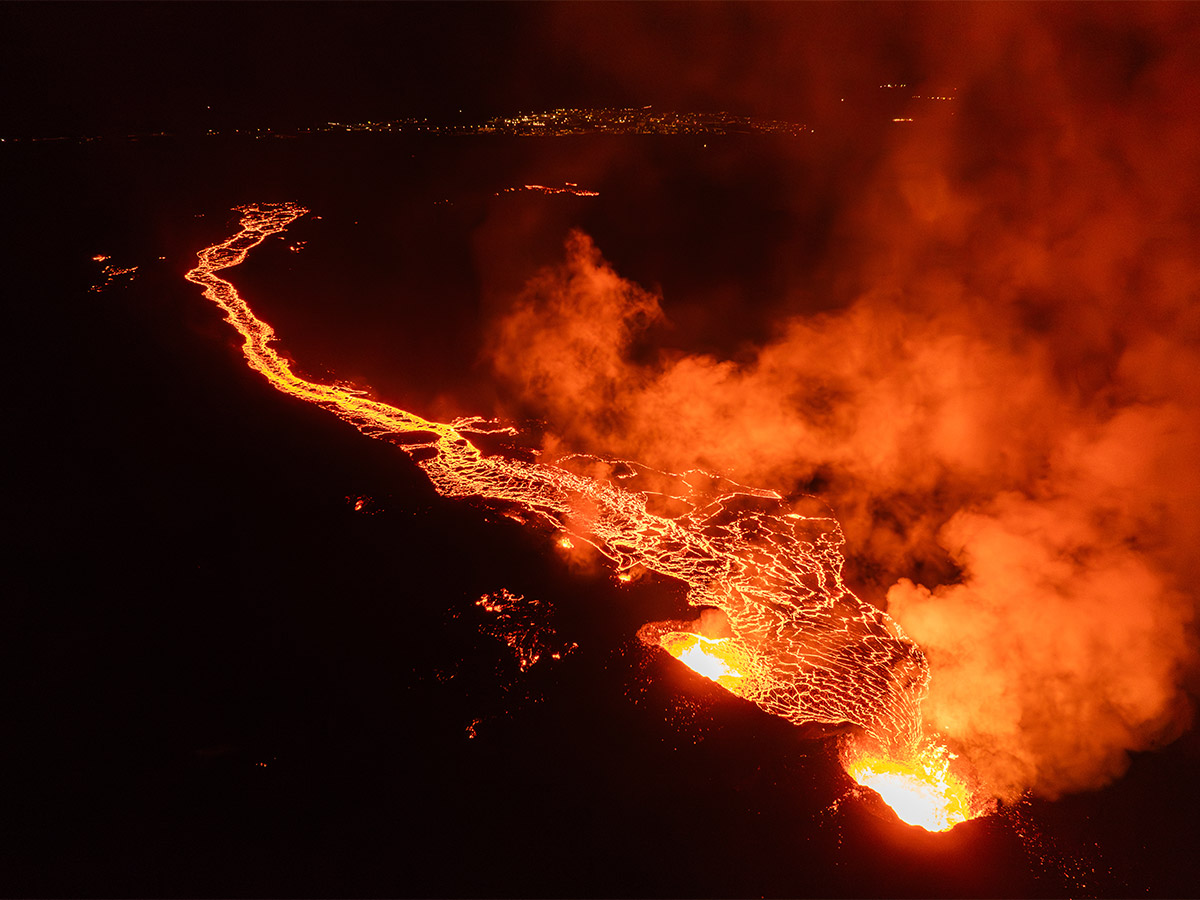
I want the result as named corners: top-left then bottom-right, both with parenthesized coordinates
top-left (186, 202), bottom-right (981, 833)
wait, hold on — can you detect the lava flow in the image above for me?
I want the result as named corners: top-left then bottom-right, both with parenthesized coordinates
top-left (185, 202), bottom-right (978, 829)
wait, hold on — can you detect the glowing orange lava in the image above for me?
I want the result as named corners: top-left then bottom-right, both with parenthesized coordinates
top-left (842, 739), bottom-right (974, 832)
top-left (185, 202), bottom-right (934, 761)
top-left (661, 632), bottom-right (746, 688)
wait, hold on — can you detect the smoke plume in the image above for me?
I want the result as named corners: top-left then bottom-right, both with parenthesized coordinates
top-left (484, 5), bottom-right (1200, 799)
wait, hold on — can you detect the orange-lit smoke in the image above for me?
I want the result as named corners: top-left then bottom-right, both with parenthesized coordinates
top-left (487, 6), bottom-right (1200, 800)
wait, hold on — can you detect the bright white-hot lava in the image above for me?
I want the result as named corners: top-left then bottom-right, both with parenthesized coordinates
top-left (842, 739), bottom-right (974, 832)
top-left (661, 632), bottom-right (746, 686)
top-left (185, 202), bottom-right (978, 827)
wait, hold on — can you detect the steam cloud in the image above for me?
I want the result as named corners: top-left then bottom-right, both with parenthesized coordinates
top-left (484, 6), bottom-right (1200, 800)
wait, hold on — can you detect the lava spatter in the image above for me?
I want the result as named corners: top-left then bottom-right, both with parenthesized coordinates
top-left (476, 588), bottom-right (575, 672)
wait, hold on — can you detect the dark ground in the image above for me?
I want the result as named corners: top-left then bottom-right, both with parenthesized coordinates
top-left (5, 133), bottom-right (1199, 898)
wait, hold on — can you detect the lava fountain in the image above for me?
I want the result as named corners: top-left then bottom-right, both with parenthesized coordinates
top-left (660, 632), bottom-right (747, 688)
top-left (842, 739), bottom-right (974, 832)
top-left (185, 202), bottom-right (980, 829)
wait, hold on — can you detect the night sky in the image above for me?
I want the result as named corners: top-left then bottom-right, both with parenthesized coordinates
top-left (1, 2), bottom-right (938, 136)
top-left (4, 3), bottom-right (667, 135)
top-left (6, 4), bottom-right (1200, 898)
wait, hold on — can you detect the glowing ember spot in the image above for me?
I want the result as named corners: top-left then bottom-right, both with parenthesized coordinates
top-left (843, 740), bottom-right (974, 832)
top-left (347, 494), bottom-right (379, 514)
top-left (184, 203), bottom-right (934, 758)
top-left (90, 260), bottom-right (139, 292)
top-left (498, 183), bottom-right (600, 197)
top-left (661, 632), bottom-right (745, 686)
